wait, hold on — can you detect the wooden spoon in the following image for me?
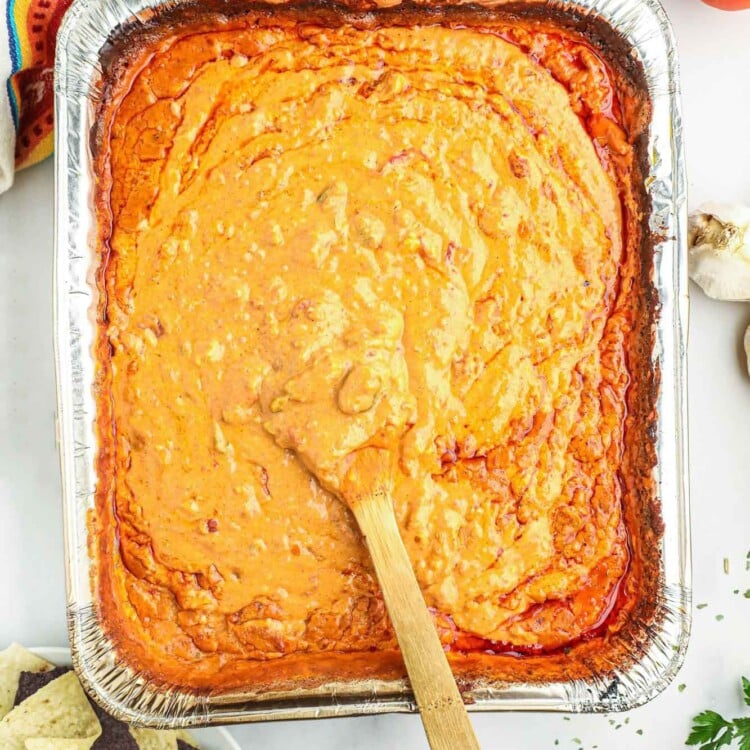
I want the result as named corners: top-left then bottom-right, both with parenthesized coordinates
top-left (341, 447), bottom-right (481, 750)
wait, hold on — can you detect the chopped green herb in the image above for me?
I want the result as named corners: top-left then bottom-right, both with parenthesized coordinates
top-left (716, 614), bottom-right (725, 622)
top-left (743, 677), bottom-right (750, 706)
top-left (725, 558), bottom-right (731, 574)
top-left (625, 718), bottom-right (630, 725)
top-left (744, 590), bottom-right (750, 599)
top-left (616, 724), bottom-right (623, 730)
top-left (697, 603), bottom-right (709, 610)
top-left (572, 740), bottom-right (581, 745)
top-left (679, 684), bottom-right (687, 692)
top-left (735, 589), bottom-right (740, 595)
top-left (563, 716), bottom-right (571, 721)
top-left (636, 729), bottom-right (644, 736)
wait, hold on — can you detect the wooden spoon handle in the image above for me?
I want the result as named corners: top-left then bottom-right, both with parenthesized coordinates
top-left (352, 492), bottom-right (481, 750)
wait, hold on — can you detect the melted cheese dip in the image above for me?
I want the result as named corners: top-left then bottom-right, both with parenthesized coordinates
top-left (96, 17), bottom-right (633, 687)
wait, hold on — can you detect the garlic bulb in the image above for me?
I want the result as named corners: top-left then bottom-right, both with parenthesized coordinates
top-left (688, 202), bottom-right (750, 300)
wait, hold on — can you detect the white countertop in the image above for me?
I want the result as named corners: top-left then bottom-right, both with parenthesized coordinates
top-left (2, 1), bottom-right (750, 747)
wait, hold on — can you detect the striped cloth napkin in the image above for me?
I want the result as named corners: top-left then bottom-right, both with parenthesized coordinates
top-left (1, 0), bottom-right (71, 192)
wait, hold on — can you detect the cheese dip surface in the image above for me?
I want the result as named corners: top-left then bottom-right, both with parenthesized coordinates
top-left (93, 11), bottom-right (645, 690)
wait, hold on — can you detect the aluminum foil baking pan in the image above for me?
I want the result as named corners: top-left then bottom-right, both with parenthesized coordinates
top-left (54, 0), bottom-right (690, 727)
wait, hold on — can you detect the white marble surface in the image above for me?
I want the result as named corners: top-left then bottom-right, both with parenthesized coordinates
top-left (1, 1), bottom-right (750, 747)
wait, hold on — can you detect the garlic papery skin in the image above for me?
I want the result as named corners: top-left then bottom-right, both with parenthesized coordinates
top-left (688, 202), bottom-right (750, 301)
top-left (745, 325), bottom-right (750, 377)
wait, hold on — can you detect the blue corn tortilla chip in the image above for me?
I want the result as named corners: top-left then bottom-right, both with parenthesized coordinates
top-left (14, 667), bottom-right (72, 706)
top-left (13, 669), bottom-right (200, 750)
top-left (88, 700), bottom-right (138, 750)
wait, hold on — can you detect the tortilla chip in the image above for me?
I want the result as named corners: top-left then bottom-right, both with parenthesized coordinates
top-left (88, 699), bottom-right (138, 749)
top-left (129, 727), bottom-right (198, 750)
top-left (15, 669), bottom-right (73, 707)
top-left (175, 730), bottom-right (197, 749)
top-left (0, 644), bottom-right (54, 720)
top-left (25, 739), bottom-right (100, 750)
top-left (0, 671), bottom-right (101, 750)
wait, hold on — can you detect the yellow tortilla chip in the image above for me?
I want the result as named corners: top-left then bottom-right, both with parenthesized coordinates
top-left (0, 644), bottom-right (54, 720)
top-left (25, 739), bottom-right (97, 750)
top-left (129, 727), bottom-right (197, 749)
top-left (0, 672), bottom-right (101, 750)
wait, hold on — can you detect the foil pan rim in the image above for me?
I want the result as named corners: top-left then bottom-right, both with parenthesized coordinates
top-left (54, 0), bottom-right (690, 725)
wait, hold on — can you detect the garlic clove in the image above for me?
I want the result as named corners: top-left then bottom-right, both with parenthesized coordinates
top-left (688, 202), bottom-right (750, 301)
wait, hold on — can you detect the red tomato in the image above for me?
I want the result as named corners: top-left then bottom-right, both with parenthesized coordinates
top-left (702, 0), bottom-right (750, 8)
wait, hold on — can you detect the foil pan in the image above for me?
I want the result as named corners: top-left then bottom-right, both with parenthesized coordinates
top-left (54, 0), bottom-right (690, 727)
